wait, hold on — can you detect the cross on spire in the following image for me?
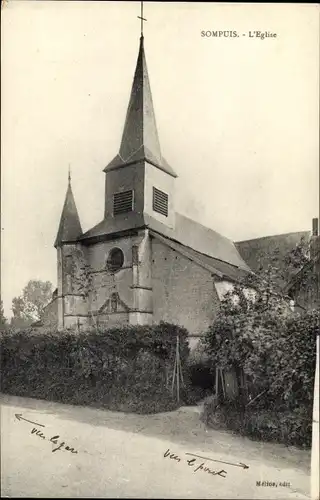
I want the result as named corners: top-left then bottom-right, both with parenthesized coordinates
top-left (68, 164), bottom-right (71, 185)
top-left (137, 0), bottom-right (147, 36)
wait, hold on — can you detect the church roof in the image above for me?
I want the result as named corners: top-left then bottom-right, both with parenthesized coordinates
top-left (149, 229), bottom-right (250, 282)
top-left (103, 36), bottom-right (177, 178)
top-left (79, 212), bottom-right (250, 273)
top-left (145, 213), bottom-right (250, 271)
top-left (54, 181), bottom-right (83, 248)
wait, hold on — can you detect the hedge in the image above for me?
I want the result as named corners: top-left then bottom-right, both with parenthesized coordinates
top-left (0, 322), bottom-right (190, 414)
top-left (202, 309), bottom-right (319, 448)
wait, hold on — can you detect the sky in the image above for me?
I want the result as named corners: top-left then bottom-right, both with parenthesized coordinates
top-left (1, 1), bottom-right (319, 317)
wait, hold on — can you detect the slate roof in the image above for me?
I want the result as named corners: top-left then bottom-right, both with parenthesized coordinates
top-left (54, 182), bottom-right (83, 248)
top-left (145, 213), bottom-right (250, 271)
top-left (103, 36), bottom-right (177, 178)
top-left (149, 229), bottom-right (250, 282)
top-left (79, 213), bottom-right (145, 242)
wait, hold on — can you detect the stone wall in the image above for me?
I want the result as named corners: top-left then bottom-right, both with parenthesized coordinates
top-left (40, 298), bottom-right (58, 329)
top-left (151, 238), bottom-right (220, 335)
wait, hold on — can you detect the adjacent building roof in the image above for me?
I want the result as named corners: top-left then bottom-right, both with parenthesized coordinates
top-left (103, 36), bottom-right (177, 178)
top-left (54, 181), bottom-right (83, 248)
top-left (236, 231), bottom-right (311, 288)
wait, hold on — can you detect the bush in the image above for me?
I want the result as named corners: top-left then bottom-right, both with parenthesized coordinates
top-left (0, 322), bottom-right (190, 414)
top-left (202, 302), bottom-right (318, 448)
top-left (202, 397), bottom-right (313, 448)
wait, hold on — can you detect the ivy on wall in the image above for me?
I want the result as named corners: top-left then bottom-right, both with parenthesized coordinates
top-left (63, 247), bottom-right (93, 297)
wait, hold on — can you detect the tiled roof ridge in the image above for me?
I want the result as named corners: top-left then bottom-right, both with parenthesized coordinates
top-left (236, 230), bottom-right (310, 244)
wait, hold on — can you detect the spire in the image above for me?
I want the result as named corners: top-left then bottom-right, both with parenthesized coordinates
top-left (104, 34), bottom-right (177, 178)
top-left (54, 174), bottom-right (82, 248)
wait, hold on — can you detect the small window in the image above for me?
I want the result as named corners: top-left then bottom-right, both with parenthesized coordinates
top-left (153, 187), bottom-right (168, 217)
top-left (107, 248), bottom-right (124, 272)
top-left (113, 190), bottom-right (133, 215)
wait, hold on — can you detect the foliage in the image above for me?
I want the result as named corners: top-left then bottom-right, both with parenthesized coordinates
top-left (10, 280), bottom-right (53, 326)
top-left (11, 297), bottom-right (33, 329)
top-left (63, 248), bottom-right (93, 298)
top-left (22, 280), bottom-right (53, 319)
top-left (253, 235), bottom-right (310, 290)
top-left (202, 397), bottom-right (313, 448)
top-left (0, 300), bottom-right (8, 330)
top-left (0, 322), bottom-right (190, 414)
top-left (201, 238), bottom-right (318, 447)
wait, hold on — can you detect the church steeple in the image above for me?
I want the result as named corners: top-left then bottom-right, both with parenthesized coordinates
top-left (101, 7), bottom-right (177, 231)
top-left (54, 172), bottom-right (82, 248)
top-left (103, 35), bottom-right (177, 178)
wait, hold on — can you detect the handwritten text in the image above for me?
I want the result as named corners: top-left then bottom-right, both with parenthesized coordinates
top-left (164, 449), bottom-right (227, 478)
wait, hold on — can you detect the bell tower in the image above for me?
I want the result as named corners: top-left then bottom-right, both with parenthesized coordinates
top-left (103, 29), bottom-right (177, 234)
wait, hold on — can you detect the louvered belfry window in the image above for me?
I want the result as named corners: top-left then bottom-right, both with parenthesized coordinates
top-left (113, 190), bottom-right (133, 215)
top-left (153, 187), bottom-right (168, 217)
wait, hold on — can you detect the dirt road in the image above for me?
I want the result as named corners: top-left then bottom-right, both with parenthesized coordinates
top-left (1, 394), bottom-right (311, 498)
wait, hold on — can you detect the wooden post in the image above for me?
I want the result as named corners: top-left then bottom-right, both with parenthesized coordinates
top-left (90, 312), bottom-right (99, 332)
top-left (178, 350), bottom-right (185, 386)
top-left (220, 369), bottom-right (226, 399)
top-left (171, 335), bottom-right (185, 402)
top-left (215, 367), bottom-right (219, 398)
top-left (165, 362), bottom-right (169, 388)
top-left (171, 355), bottom-right (177, 396)
top-left (176, 335), bottom-right (180, 403)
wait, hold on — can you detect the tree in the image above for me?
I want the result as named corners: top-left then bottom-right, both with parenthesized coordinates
top-left (11, 296), bottom-right (33, 329)
top-left (22, 280), bottom-right (53, 320)
top-left (11, 280), bottom-right (53, 327)
top-left (0, 300), bottom-right (8, 330)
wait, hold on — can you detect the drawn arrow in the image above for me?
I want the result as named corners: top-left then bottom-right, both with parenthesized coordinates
top-left (186, 453), bottom-right (249, 470)
top-left (15, 414), bottom-right (45, 428)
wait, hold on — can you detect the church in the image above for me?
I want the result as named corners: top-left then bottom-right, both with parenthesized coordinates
top-left (41, 31), bottom-right (318, 348)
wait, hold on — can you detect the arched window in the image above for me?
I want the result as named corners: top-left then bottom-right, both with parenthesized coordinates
top-left (106, 248), bottom-right (124, 273)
